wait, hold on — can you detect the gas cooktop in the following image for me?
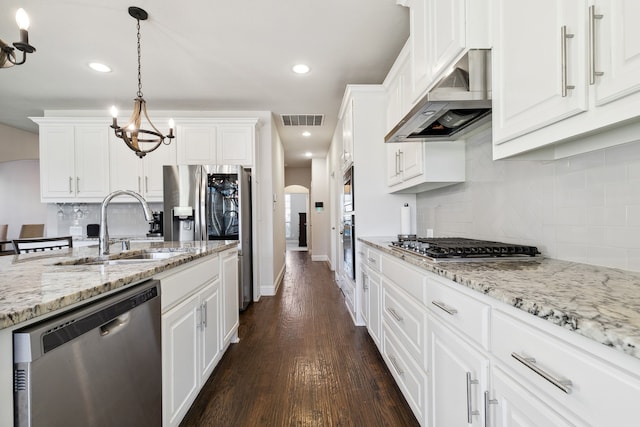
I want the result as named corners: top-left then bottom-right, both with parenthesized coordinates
top-left (389, 237), bottom-right (540, 261)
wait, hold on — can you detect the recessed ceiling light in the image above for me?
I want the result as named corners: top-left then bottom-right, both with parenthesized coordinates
top-left (305, 152), bottom-right (312, 157)
top-left (302, 131), bottom-right (311, 137)
top-left (292, 64), bottom-right (310, 74)
top-left (89, 62), bottom-right (112, 73)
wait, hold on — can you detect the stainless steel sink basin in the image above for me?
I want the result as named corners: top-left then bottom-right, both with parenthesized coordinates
top-left (57, 248), bottom-right (195, 266)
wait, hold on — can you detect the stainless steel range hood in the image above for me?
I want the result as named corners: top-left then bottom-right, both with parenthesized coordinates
top-left (385, 49), bottom-right (492, 143)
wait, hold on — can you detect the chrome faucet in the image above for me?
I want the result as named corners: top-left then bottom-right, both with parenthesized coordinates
top-left (99, 190), bottom-right (154, 255)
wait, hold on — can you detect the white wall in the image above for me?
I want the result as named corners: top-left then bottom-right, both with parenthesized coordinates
top-left (416, 128), bottom-right (640, 272)
top-left (285, 167), bottom-right (311, 189)
top-left (0, 160), bottom-right (47, 239)
top-left (311, 157), bottom-right (329, 261)
top-left (0, 124), bottom-right (38, 162)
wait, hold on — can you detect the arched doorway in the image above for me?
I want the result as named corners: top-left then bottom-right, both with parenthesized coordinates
top-left (284, 185), bottom-right (309, 252)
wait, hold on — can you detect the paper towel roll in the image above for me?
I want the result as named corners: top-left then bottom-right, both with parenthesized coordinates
top-left (400, 204), bottom-right (410, 235)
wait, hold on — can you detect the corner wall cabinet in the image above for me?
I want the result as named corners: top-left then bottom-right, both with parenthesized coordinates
top-left (109, 133), bottom-right (177, 202)
top-left (360, 241), bottom-right (640, 427)
top-left (33, 119), bottom-right (110, 202)
top-left (159, 249), bottom-right (238, 427)
top-left (492, 0), bottom-right (640, 159)
top-left (176, 119), bottom-right (257, 167)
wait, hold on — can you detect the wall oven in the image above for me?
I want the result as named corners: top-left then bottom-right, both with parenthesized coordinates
top-left (343, 214), bottom-right (355, 281)
top-left (343, 165), bottom-right (353, 212)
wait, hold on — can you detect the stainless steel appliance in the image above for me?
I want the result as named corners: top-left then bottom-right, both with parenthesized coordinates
top-left (13, 280), bottom-right (161, 427)
top-left (343, 214), bottom-right (355, 280)
top-left (385, 49), bottom-right (492, 143)
top-left (147, 211), bottom-right (163, 237)
top-left (163, 165), bottom-right (253, 311)
top-left (389, 237), bottom-right (540, 262)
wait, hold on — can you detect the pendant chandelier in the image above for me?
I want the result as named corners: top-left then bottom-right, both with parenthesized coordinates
top-left (0, 8), bottom-right (36, 68)
top-left (110, 6), bottom-right (174, 158)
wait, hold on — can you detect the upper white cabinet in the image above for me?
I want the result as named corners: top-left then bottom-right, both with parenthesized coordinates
top-left (406, 0), bottom-right (490, 103)
top-left (341, 99), bottom-right (354, 171)
top-left (176, 119), bottom-right (257, 167)
top-left (384, 40), bottom-right (412, 136)
top-left (492, 0), bottom-right (640, 159)
top-left (33, 118), bottom-right (110, 203)
top-left (109, 133), bottom-right (177, 202)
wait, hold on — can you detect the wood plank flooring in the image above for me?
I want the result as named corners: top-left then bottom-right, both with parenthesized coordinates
top-left (180, 250), bottom-right (420, 427)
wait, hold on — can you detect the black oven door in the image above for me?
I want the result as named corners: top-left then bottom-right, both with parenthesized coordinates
top-left (343, 214), bottom-right (355, 281)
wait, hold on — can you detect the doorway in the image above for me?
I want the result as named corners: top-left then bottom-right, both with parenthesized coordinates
top-left (284, 185), bottom-right (309, 252)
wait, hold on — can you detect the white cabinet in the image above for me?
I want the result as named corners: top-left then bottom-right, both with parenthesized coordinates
top-left (406, 0), bottom-right (489, 102)
top-left (493, 0), bottom-right (640, 160)
top-left (384, 40), bottom-right (412, 135)
top-left (36, 121), bottom-right (110, 202)
top-left (341, 99), bottom-right (354, 171)
top-left (387, 141), bottom-right (465, 193)
top-left (220, 248), bottom-right (239, 347)
top-left (428, 316), bottom-right (489, 427)
top-left (176, 119), bottom-right (257, 166)
top-left (361, 262), bottom-right (382, 350)
top-left (109, 133), bottom-right (176, 202)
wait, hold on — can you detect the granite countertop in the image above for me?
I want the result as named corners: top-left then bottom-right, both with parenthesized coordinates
top-left (360, 237), bottom-right (640, 361)
top-left (0, 240), bottom-right (238, 330)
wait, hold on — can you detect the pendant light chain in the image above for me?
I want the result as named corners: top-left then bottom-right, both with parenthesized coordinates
top-left (136, 18), bottom-right (143, 98)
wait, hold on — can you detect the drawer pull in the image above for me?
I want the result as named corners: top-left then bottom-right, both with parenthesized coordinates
top-left (484, 391), bottom-right (498, 427)
top-left (511, 352), bottom-right (573, 394)
top-left (367, 257), bottom-right (376, 264)
top-left (387, 307), bottom-right (403, 322)
top-left (389, 355), bottom-right (404, 375)
top-left (432, 300), bottom-right (458, 316)
top-left (466, 372), bottom-right (480, 423)
top-left (561, 25), bottom-right (575, 97)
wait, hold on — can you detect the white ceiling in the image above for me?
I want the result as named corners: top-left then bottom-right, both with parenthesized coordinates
top-left (0, 1), bottom-right (409, 167)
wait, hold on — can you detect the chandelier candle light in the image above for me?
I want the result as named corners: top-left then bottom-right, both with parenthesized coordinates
top-left (110, 6), bottom-right (174, 158)
top-left (0, 8), bottom-right (36, 68)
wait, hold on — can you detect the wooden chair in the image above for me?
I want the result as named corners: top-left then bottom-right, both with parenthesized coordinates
top-left (13, 236), bottom-right (73, 254)
top-left (0, 224), bottom-right (7, 241)
top-left (19, 224), bottom-right (45, 238)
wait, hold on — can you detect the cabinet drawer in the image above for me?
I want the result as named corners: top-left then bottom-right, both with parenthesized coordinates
top-left (383, 325), bottom-right (427, 426)
top-left (365, 248), bottom-right (381, 272)
top-left (383, 278), bottom-right (427, 367)
top-left (492, 309), bottom-right (640, 426)
top-left (161, 256), bottom-right (219, 311)
top-left (380, 253), bottom-right (427, 305)
top-left (426, 276), bottom-right (490, 350)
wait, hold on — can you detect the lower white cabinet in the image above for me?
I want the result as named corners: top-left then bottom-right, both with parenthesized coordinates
top-left (428, 315), bottom-right (489, 427)
top-left (160, 249), bottom-right (239, 427)
top-left (361, 264), bottom-right (382, 349)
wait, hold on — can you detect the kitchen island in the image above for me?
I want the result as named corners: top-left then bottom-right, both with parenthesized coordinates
top-left (0, 240), bottom-right (238, 427)
top-left (359, 236), bottom-right (640, 426)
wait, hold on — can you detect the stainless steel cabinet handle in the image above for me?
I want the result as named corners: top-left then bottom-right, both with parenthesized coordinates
top-left (389, 355), bottom-right (404, 375)
top-left (399, 150), bottom-right (404, 173)
top-left (362, 272), bottom-right (368, 290)
top-left (76, 177), bottom-right (80, 193)
top-left (561, 25), bottom-right (575, 97)
top-left (589, 5), bottom-right (604, 84)
top-left (432, 300), bottom-right (458, 316)
top-left (395, 150), bottom-right (400, 175)
top-left (387, 307), bottom-right (403, 322)
top-left (145, 176), bottom-right (149, 193)
top-left (484, 391), bottom-right (498, 427)
top-left (202, 301), bottom-right (208, 328)
top-left (357, 251), bottom-right (365, 256)
top-left (69, 177), bottom-right (73, 193)
top-left (466, 372), bottom-right (480, 423)
top-left (367, 257), bottom-right (376, 264)
top-left (511, 352), bottom-right (573, 394)
top-left (137, 176), bottom-right (142, 193)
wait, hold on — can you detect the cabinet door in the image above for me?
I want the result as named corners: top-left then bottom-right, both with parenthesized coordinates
top-left (177, 125), bottom-right (217, 165)
top-left (221, 250), bottom-right (239, 347)
top-left (109, 133), bottom-right (144, 194)
top-left (492, 0), bottom-right (588, 144)
top-left (491, 367), bottom-right (575, 427)
top-left (217, 125), bottom-right (254, 166)
top-left (342, 99), bottom-right (354, 169)
top-left (430, 0), bottom-right (465, 78)
top-left (39, 125), bottom-right (76, 199)
top-left (387, 146), bottom-right (402, 187)
top-left (593, 0), bottom-right (640, 106)
top-left (368, 269), bottom-right (382, 349)
top-left (74, 126), bottom-right (110, 199)
top-left (361, 265), bottom-right (371, 328)
top-left (162, 294), bottom-right (200, 427)
top-left (144, 143), bottom-right (176, 201)
top-left (399, 143), bottom-right (423, 181)
top-left (199, 280), bottom-right (221, 383)
top-left (429, 316), bottom-right (489, 427)
top-left (408, 0), bottom-right (432, 101)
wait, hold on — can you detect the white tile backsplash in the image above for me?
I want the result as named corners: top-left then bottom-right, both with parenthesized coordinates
top-left (416, 128), bottom-right (640, 272)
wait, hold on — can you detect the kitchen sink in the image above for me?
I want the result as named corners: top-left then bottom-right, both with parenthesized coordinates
top-left (57, 248), bottom-right (195, 266)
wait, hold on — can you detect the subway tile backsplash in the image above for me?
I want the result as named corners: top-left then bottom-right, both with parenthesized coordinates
top-left (416, 128), bottom-right (640, 272)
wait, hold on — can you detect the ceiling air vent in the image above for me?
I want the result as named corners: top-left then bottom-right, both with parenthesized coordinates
top-left (281, 114), bottom-right (324, 126)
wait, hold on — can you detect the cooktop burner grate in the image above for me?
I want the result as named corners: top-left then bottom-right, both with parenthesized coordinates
top-left (389, 237), bottom-right (540, 260)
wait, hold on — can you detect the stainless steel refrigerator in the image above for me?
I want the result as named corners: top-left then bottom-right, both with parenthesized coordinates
top-left (163, 165), bottom-right (253, 311)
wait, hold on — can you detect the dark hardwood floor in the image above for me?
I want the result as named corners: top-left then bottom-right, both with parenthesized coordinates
top-left (180, 250), bottom-right (420, 427)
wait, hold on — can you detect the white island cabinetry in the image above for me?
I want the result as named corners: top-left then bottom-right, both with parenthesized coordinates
top-left (159, 248), bottom-right (238, 427)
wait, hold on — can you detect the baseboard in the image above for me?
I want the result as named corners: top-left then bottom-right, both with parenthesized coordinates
top-left (260, 261), bottom-right (286, 296)
top-left (311, 254), bottom-right (329, 262)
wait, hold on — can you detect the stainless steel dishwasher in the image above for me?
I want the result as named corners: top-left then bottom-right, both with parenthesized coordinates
top-left (13, 279), bottom-right (161, 427)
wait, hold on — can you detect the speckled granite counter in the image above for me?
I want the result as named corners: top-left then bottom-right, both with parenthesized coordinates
top-left (360, 237), bottom-right (640, 360)
top-left (0, 240), bottom-right (237, 330)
